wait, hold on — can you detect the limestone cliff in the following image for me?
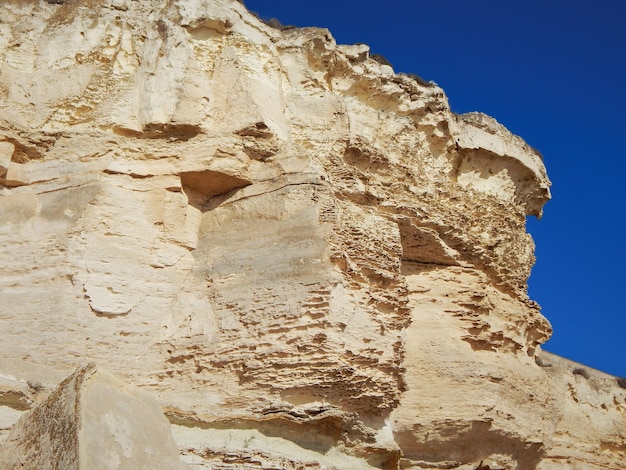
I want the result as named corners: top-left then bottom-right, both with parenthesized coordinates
top-left (0, 0), bottom-right (624, 469)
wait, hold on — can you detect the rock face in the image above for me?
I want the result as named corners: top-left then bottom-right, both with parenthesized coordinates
top-left (0, 364), bottom-right (187, 469)
top-left (0, 0), bottom-right (624, 469)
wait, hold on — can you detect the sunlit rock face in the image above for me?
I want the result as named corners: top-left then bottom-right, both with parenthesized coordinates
top-left (0, 1), bottom-right (624, 469)
top-left (0, 364), bottom-right (187, 469)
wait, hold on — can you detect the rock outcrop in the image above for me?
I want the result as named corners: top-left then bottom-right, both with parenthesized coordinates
top-left (0, 364), bottom-right (187, 469)
top-left (0, 0), bottom-right (624, 468)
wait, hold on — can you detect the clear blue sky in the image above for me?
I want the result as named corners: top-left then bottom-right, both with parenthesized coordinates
top-left (243, 0), bottom-right (626, 377)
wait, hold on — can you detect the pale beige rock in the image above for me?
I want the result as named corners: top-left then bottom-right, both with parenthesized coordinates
top-left (452, 112), bottom-right (551, 217)
top-left (0, 363), bottom-right (187, 469)
top-left (0, 141), bottom-right (13, 178)
top-left (0, 406), bottom-right (23, 446)
top-left (0, 373), bottom-right (33, 446)
top-left (0, 0), bottom-right (623, 469)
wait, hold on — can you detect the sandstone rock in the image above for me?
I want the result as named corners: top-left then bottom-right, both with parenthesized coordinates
top-left (0, 363), bottom-right (187, 469)
top-left (0, 373), bottom-right (34, 447)
top-left (0, 0), bottom-right (623, 469)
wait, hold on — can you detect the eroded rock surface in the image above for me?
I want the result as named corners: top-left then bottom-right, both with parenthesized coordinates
top-left (0, 0), bottom-right (623, 468)
top-left (0, 364), bottom-right (186, 469)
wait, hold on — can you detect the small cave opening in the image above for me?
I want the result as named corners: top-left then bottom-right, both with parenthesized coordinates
top-left (397, 218), bottom-right (459, 267)
top-left (179, 170), bottom-right (251, 211)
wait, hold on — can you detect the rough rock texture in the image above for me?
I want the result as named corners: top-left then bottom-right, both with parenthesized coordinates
top-left (0, 364), bottom-right (187, 469)
top-left (0, 0), bottom-right (624, 469)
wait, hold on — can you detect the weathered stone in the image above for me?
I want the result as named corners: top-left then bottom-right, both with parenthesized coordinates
top-left (0, 0), bottom-right (623, 468)
top-left (0, 364), bottom-right (187, 469)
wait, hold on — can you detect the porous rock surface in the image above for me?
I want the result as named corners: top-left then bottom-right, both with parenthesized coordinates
top-left (0, 0), bottom-right (624, 468)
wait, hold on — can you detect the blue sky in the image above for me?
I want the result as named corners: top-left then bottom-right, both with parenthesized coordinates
top-left (243, 1), bottom-right (626, 377)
